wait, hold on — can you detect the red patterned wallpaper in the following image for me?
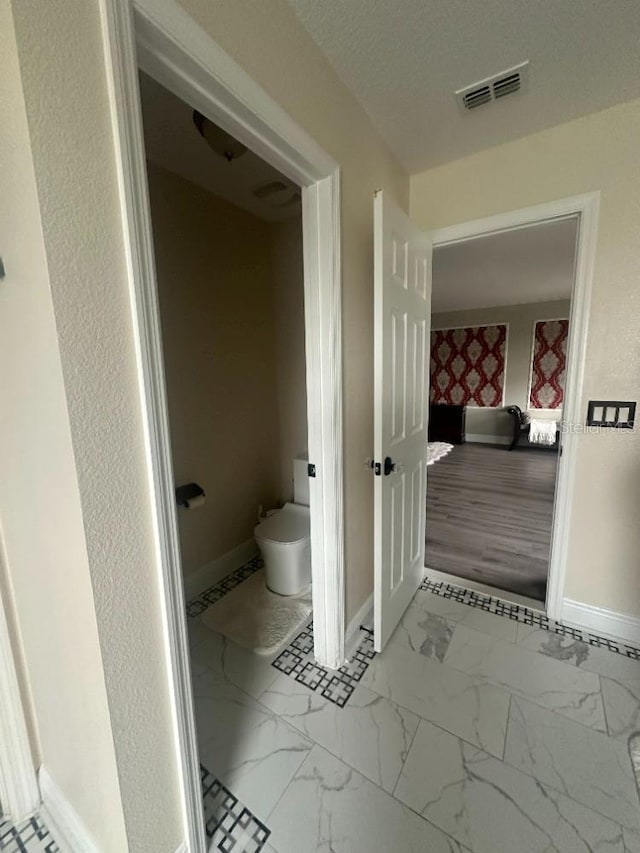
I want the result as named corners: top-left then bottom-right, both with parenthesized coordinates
top-left (430, 325), bottom-right (507, 407)
top-left (529, 319), bottom-right (568, 409)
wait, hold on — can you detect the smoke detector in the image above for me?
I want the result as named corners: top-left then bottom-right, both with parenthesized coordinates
top-left (253, 181), bottom-right (301, 208)
top-left (455, 61), bottom-right (529, 112)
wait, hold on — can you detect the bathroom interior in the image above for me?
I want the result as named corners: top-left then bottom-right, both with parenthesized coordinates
top-left (139, 70), bottom-right (316, 823)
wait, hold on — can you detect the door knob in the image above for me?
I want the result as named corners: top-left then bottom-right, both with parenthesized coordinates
top-left (383, 456), bottom-right (395, 476)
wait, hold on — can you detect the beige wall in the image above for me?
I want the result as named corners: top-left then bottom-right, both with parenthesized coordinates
top-left (272, 217), bottom-right (308, 500)
top-left (148, 163), bottom-right (282, 575)
top-left (432, 300), bottom-right (570, 438)
top-left (178, 0), bottom-right (409, 622)
top-left (412, 98), bottom-right (640, 618)
top-left (0, 2), bottom-right (126, 847)
top-left (10, 2), bottom-right (183, 850)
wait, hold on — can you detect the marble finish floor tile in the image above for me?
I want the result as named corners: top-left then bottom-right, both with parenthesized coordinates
top-left (413, 588), bottom-right (519, 641)
top-left (601, 676), bottom-right (640, 742)
top-left (192, 661), bottom-right (312, 821)
top-left (360, 639), bottom-right (510, 757)
top-left (187, 564), bottom-right (640, 851)
top-left (394, 717), bottom-right (631, 853)
top-left (389, 600), bottom-right (455, 661)
top-left (624, 829), bottom-right (640, 852)
top-left (190, 619), bottom-right (279, 700)
top-left (513, 612), bottom-right (640, 747)
top-left (268, 744), bottom-right (470, 853)
top-left (445, 624), bottom-right (607, 731)
top-left (421, 579), bottom-right (640, 662)
top-left (259, 675), bottom-right (419, 792)
top-left (505, 696), bottom-right (640, 832)
top-left (516, 624), bottom-right (640, 683)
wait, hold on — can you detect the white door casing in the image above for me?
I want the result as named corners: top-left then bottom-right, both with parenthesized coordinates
top-left (99, 0), bottom-right (345, 848)
top-left (373, 191), bottom-right (432, 652)
top-left (0, 583), bottom-right (39, 822)
top-left (429, 193), bottom-right (600, 623)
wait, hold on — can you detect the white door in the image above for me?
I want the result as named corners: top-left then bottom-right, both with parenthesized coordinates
top-left (373, 191), bottom-right (432, 652)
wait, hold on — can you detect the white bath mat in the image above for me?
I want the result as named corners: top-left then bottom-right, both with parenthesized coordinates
top-left (200, 569), bottom-right (312, 657)
top-left (427, 441), bottom-right (454, 466)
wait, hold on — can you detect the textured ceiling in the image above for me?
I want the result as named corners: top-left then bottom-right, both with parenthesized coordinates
top-left (139, 72), bottom-right (301, 222)
top-left (286, 0), bottom-right (640, 172)
top-left (432, 217), bottom-right (578, 313)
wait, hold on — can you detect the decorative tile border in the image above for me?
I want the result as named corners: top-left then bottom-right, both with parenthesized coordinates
top-left (187, 556), bottom-right (378, 709)
top-left (188, 556), bottom-right (640, 715)
top-left (201, 764), bottom-right (270, 852)
top-left (272, 622), bottom-right (376, 708)
top-left (0, 815), bottom-right (58, 853)
top-left (187, 556), bottom-right (263, 618)
top-left (420, 577), bottom-right (640, 659)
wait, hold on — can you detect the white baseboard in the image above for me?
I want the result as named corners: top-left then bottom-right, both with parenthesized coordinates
top-left (345, 593), bottom-right (373, 659)
top-left (562, 599), bottom-right (640, 645)
top-left (465, 434), bottom-right (511, 446)
top-left (39, 766), bottom-right (98, 853)
top-left (184, 539), bottom-right (258, 601)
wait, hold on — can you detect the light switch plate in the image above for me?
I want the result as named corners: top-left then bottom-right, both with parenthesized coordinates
top-left (586, 400), bottom-right (636, 429)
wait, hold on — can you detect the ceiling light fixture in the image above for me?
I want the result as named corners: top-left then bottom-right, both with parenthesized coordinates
top-left (192, 110), bottom-right (247, 162)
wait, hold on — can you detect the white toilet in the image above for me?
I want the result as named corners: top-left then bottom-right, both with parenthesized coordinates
top-left (254, 458), bottom-right (311, 596)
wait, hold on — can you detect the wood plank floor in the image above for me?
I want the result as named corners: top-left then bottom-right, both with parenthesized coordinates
top-left (425, 443), bottom-right (558, 601)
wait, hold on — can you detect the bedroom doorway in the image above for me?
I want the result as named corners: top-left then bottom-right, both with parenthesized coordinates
top-left (424, 197), bottom-right (598, 613)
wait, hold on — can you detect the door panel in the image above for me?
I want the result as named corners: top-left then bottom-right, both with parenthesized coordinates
top-left (374, 191), bottom-right (432, 652)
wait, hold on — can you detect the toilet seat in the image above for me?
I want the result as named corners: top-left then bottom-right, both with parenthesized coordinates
top-left (255, 503), bottom-right (309, 546)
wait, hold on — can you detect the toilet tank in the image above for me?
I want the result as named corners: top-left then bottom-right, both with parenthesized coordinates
top-left (293, 457), bottom-right (310, 506)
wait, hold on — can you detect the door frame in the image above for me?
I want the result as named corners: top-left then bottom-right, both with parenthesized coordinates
top-left (99, 1), bottom-right (345, 850)
top-left (0, 578), bottom-right (39, 823)
top-left (428, 192), bottom-right (600, 622)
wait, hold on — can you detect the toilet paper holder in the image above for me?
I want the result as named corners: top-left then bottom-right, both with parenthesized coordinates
top-left (175, 482), bottom-right (205, 508)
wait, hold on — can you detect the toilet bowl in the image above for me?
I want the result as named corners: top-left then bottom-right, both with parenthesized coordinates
top-left (254, 503), bottom-right (310, 596)
top-left (254, 457), bottom-right (311, 596)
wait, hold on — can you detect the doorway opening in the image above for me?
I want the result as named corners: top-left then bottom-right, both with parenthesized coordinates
top-left (423, 195), bottom-right (599, 618)
top-left (140, 71), bottom-right (312, 653)
top-left (101, 2), bottom-right (345, 849)
top-left (138, 68), bottom-right (322, 837)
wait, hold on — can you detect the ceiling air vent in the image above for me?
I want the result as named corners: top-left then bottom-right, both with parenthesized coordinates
top-left (456, 61), bottom-right (529, 112)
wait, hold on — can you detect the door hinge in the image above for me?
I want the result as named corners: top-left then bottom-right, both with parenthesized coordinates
top-left (308, 463), bottom-right (316, 478)
top-left (373, 461), bottom-right (381, 476)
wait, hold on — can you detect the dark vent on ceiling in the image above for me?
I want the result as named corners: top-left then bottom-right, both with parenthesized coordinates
top-left (456, 61), bottom-right (529, 113)
top-left (462, 85), bottom-right (492, 110)
top-left (493, 72), bottom-right (521, 99)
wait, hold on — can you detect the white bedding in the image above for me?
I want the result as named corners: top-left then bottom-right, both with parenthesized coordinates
top-left (427, 441), bottom-right (454, 466)
top-left (529, 419), bottom-right (557, 446)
